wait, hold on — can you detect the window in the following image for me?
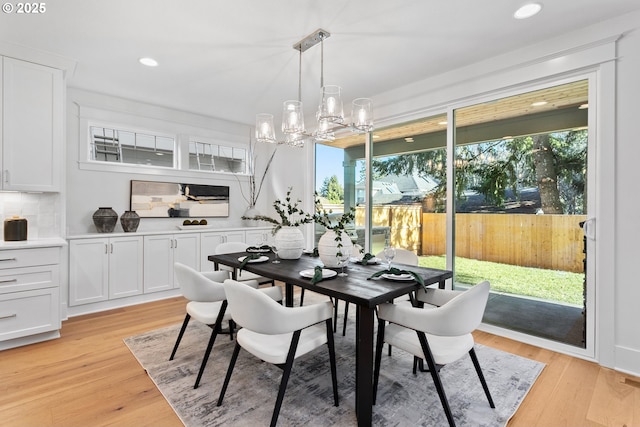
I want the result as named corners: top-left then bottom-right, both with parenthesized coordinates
top-left (90, 126), bottom-right (175, 168)
top-left (189, 141), bottom-right (247, 173)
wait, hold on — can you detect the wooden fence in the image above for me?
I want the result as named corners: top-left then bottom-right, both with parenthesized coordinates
top-left (355, 206), bottom-right (586, 273)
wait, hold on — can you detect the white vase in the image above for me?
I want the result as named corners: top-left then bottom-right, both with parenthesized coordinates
top-left (318, 230), bottom-right (354, 268)
top-left (274, 226), bottom-right (305, 259)
top-left (242, 207), bottom-right (260, 227)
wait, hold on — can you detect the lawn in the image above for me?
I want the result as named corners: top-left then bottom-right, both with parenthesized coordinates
top-left (418, 255), bottom-right (584, 306)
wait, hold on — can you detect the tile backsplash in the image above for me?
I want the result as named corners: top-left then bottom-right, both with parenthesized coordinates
top-left (0, 192), bottom-right (61, 239)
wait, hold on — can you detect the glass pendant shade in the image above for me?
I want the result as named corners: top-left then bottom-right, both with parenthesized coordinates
top-left (314, 118), bottom-right (335, 142)
top-left (282, 100), bottom-right (305, 134)
top-left (255, 113), bottom-right (276, 143)
top-left (318, 85), bottom-right (344, 124)
top-left (352, 98), bottom-right (373, 132)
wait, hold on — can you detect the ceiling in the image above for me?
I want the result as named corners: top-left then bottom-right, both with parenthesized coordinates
top-left (1, 1), bottom-right (638, 131)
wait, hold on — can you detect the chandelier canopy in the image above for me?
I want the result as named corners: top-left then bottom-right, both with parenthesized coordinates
top-left (255, 29), bottom-right (374, 147)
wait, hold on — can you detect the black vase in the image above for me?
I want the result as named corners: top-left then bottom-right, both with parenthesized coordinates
top-left (93, 207), bottom-right (118, 233)
top-left (120, 210), bottom-right (140, 232)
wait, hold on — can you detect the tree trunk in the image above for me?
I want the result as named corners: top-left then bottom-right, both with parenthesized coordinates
top-left (532, 134), bottom-right (563, 214)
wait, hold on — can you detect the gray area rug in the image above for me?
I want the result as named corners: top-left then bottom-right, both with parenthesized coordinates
top-left (125, 299), bottom-right (544, 426)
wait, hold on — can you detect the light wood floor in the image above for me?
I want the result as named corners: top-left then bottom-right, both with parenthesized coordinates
top-left (2, 291), bottom-right (639, 427)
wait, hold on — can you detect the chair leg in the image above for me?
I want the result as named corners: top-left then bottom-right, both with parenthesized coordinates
top-left (373, 320), bottom-right (386, 405)
top-left (194, 301), bottom-right (227, 389)
top-left (300, 288), bottom-right (305, 306)
top-left (342, 301), bottom-right (349, 336)
top-left (417, 331), bottom-right (456, 427)
top-left (169, 314), bottom-right (191, 360)
top-left (217, 342), bottom-right (241, 406)
top-left (270, 330), bottom-right (302, 427)
top-left (332, 298), bottom-right (338, 333)
top-left (325, 319), bottom-right (339, 407)
top-left (469, 347), bottom-right (495, 408)
top-left (228, 319), bottom-right (235, 341)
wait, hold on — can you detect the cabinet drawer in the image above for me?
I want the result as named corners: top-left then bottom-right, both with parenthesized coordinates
top-left (0, 247), bottom-right (60, 269)
top-left (0, 265), bottom-right (59, 294)
top-left (0, 288), bottom-right (60, 341)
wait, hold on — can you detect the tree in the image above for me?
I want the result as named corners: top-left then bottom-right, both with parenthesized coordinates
top-left (320, 175), bottom-right (344, 203)
top-left (370, 129), bottom-right (587, 214)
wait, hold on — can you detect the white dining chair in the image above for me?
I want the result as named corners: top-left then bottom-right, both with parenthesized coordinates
top-left (373, 281), bottom-right (495, 427)
top-left (169, 262), bottom-right (281, 389)
top-left (214, 241), bottom-right (275, 286)
top-left (217, 279), bottom-right (339, 427)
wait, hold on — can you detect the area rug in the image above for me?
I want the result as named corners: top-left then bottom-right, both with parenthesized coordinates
top-left (125, 307), bottom-right (544, 426)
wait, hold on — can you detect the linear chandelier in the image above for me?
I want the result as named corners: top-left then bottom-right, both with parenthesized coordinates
top-left (255, 29), bottom-right (374, 147)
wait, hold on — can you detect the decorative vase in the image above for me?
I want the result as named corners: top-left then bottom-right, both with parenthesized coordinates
top-left (318, 230), bottom-right (355, 268)
top-left (274, 226), bottom-right (305, 259)
top-left (120, 210), bottom-right (140, 232)
top-left (93, 207), bottom-right (118, 233)
top-left (242, 206), bottom-right (261, 227)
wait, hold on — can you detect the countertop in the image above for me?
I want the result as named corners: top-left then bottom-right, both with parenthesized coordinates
top-left (0, 237), bottom-right (67, 250)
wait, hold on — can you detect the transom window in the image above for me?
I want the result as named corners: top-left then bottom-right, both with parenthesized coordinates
top-left (90, 126), bottom-right (175, 168)
top-left (188, 141), bottom-right (247, 173)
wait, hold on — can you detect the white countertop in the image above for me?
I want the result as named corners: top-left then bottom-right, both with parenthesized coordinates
top-left (0, 237), bottom-right (67, 250)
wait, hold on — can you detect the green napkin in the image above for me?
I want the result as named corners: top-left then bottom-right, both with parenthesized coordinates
top-left (368, 267), bottom-right (426, 288)
top-left (311, 265), bottom-right (324, 284)
top-left (239, 253), bottom-right (261, 271)
top-left (246, 244), bottom-right (271, 252)
top-left (360, 253), bottom-right (375, 265)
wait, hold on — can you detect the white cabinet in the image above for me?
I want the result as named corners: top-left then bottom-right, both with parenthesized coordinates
top-left (245, 229), bottom-right (274, 246)
top-left (1, 57), bottom-right (63, 192)
top-left (200, 230), bottom-right (245, 271)
top-left (0, 246), bottom-right (61, 348)
top-left (144, 233), bottom-right (200, 293)
top-left (69, 236), bottom-right (143, 305)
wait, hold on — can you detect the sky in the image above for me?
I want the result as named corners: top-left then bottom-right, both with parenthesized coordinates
top-left (315, 144), bottom-right (346, 191)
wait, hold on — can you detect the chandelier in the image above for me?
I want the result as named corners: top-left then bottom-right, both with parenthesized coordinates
top-left (255, 29), bottom-right (374, 147)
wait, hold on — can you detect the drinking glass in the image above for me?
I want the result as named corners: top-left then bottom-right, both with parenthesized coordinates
top-left (271, 245), bottom-right (280, 264)
top-left (337, 247), bottom-right (351, 277)
top-left (383, 246), bottom-right (396, 270)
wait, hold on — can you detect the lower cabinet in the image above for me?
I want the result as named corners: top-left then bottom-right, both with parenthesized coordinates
top-left (69, 236), bottom-right (143, 305)
top-left (143, 233), bottom-right (200, 293)
top-left (200, 231), bottom-right (245, 271)
top-left (0, 245), bottom-right (62, 348)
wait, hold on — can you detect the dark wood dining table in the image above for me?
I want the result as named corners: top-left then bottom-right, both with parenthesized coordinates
top-left (208, 251), bottom-right (453, 427)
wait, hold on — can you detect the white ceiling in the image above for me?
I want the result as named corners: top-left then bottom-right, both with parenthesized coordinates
top-left (1, 0), bottom-right (639, 127)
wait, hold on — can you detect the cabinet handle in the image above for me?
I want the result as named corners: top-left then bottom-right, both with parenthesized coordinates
top-left (174, 239), bottom-right (178, 248)
top-left (0, 313), bottom-right (17, 320)
top-left (0, 278), bottom-right (18, 284)
top-left (170, 239), bottom-right (174, 249)
top-left (3, 170), bottom-right (9, 184)
top-left (105, 244), bottom-right (108, 254)
top-left (110, 243), bottom-right (114, 254)
top-left (0, 258), bottom-right (17, 262)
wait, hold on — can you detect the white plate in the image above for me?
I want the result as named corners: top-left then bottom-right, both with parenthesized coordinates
top-left (238, 255), bottom-right (269, 263)
top-left (299, 268), bottom-right (337, 279)
top-left (350, 256), bottom-right (380, 264)
top-left (381, 273), bottom-right (414, 281)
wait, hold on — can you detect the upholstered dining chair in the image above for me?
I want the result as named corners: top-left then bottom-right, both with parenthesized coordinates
top-left (214, 241), bottom-right (275, 286)
top-left (333, 248), bottom-right (419, 337)
top-left (373, 281), bottom-right (495, 427)
top-left (218, 279), bottom-right (339, 427)
top-left (169, 262), bottom-right (281, 389)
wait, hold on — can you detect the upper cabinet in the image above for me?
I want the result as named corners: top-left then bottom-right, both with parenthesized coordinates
top-left (1, 57), bottom-right (63, 192)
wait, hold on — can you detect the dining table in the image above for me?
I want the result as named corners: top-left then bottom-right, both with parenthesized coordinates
top-left (208, 250), bottom-right (453, 427)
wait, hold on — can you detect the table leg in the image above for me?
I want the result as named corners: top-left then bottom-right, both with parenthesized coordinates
top-left (355, 305), bottom-right (374, 426)
top-left (285, 282), bottom-right (294, 307)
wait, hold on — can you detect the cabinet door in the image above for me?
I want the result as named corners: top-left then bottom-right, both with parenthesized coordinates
top-left (109, 236), bottom-right (143, 299)
top-left (2, 57), bottom-right (62, 191)
top-left (200, 232), bottom-right (225, 271)
top-left (173, 233), bottom-right (200, 282)
top-left (143, 235), bottom-right (174, 293)
top-left (245, 230), bottom-right (273, 246)
top-left (69, 238), bottom-right (109, 306)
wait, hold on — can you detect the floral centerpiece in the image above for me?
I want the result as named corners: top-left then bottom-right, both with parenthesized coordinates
top-left (243, 187), bottom-right (313, 259)
top-left (314, 197), bottom-right (357, 268)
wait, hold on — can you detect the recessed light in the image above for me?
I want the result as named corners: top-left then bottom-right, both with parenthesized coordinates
top-left (514, 3), bottom-right (542, 19)
top-left (579, 103), bottom-right (589, 109)
top-left (438, 121), bottom-right (448, 126)
top-left (139, 57), bottom-right (159, 67)
top-left (405, 137), bottom-right (414, 143)
top-left (531, 101), bottom-right (548, 107)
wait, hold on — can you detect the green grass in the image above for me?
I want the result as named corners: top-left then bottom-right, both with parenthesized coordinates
top-left (418, 255), bottom-right (584, 305)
